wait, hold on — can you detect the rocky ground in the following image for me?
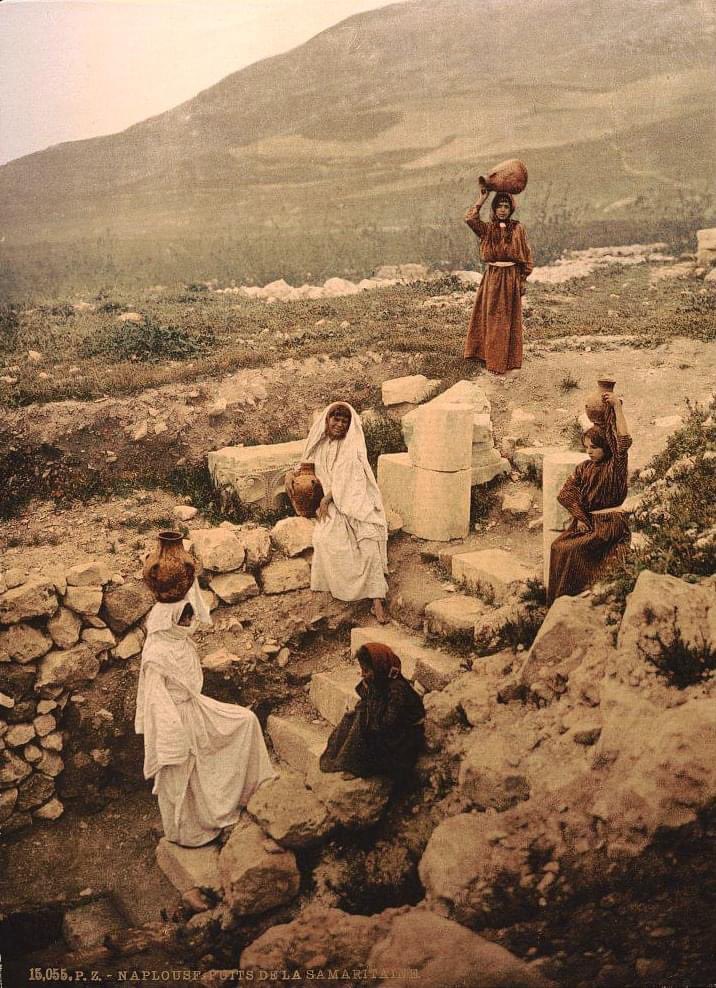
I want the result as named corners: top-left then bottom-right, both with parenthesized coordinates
top-left (1, 245), bottom-right (715, 987)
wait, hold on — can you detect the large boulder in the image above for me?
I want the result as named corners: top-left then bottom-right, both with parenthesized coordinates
top-left (368, 908), bottom-right (553, 988)
top-left (0, 580), bottom-right (58, 624)
top-left (591, 681), bottom-right (716, 857)
top-left (191, 529), bottom-right (246, 573)
top-left (234, 526), bottom-right (272, 567)
top-left (306, 763), bottom-right (392, 829)
top-left (246, 772), bottom-right (332, 848)
top-left (519, 596), bottom-right (614, 698)
top-left (617, 570), bottom-right (715, 673)
top-left (36, 644), bottom-right (100, 690)
top-left (459, 732), bottom-right (531, 811)
top-left (0, 623), bottom-right (53, 664)
top-left (240, 904), bottom-right (394, 973)
top-left (218, 816), bottom-right (300, 916)
top-left (101, 581), bottom-right (154, 633)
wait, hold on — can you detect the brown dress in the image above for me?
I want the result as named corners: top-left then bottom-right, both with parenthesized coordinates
top-left (464, 203), bottom-right (533, 374)
top-left (547, 430), bottom-right (633, 605)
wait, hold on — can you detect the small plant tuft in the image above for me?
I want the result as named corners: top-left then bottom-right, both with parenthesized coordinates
top-left (642, 624), bottom-right (716, 689)
top-left (559, 371), bottom-right (579, 393)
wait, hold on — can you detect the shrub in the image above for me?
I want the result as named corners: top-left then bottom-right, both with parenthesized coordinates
top-left (500, 606), bottom-right (547, 651)
top-left (559, 371), bottom-right (579, 393)
top-left (82, 319), bottom-right (212, 363)
top-left (362, 412), bottom-right (406, 471)
top-left (641, 623), bottom-right (716, 689)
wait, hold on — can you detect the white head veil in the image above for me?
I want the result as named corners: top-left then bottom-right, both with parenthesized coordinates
top-left (301, 401), bottom-right (387, 529)
top-left (145, 578), bottom-right (212, 636)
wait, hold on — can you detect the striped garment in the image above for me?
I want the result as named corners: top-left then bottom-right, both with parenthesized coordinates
top-left (547, 429), bottom-right (632, 605)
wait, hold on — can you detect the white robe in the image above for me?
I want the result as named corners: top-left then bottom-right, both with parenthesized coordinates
top-left (135, 582), bottom-right (276, 847)
top-left (301, 402), bottom-right (388, 603)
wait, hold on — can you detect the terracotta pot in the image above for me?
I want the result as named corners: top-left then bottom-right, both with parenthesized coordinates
top-left (289, 463), bottom-right (324, 518)
top-left (479, 158), bottom-right (528, 195)
top-left (143, 531), bottom-right (196, 603)
top-left (585, 377), bottom-right (617, 426)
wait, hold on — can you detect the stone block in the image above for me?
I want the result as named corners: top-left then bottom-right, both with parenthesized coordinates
top-left (377, 453), bottom-right (470, 541)
top-left (0, 751), bottom-right (32, 787)
top-left (64, 585), bottom-right (103, 617)
top-left (407, 404), bottom-right (473, 472)
top-left (402, 381), bottom-right (491, 447)
top-left (114, 628), bottom-right (144, 661)
top-left (512, 445), bottom-right (564, 481)
top-left (471, 456), bottom-right (510, 486)
top-left (696, 227), bottom-right (716, 267)
top-left (191, 529), bottom-right (246, 573)
top-left (501, 491), bottom-right (533, 517)
top-left (246, 772), bottom-right (332, 848)
top-left (260, 558), bottom-right (311, 594)
top-left (80, 627), bottom-right (117, 651)
top-left (36, 645), bottom-right (100, 690)
top-left (305, 763), bottom-right (392, 829)
top-left (5, 723), bottom-right (35, 747)
top-left (0, 623), bottom-right (53, 664)
top-left (381, 374), bottom-right (438, 407)
top-left (101, 581), bottom-right (154, 634)
top-left (271, 517), bottom-right (315, 557)
top-left (17, 772), bottom-right (55, 811)
top-left (0, 788), bottom-right (18, 822)
top-left (47, 607), bottom-right (82, 649)
top-left (201, 648), bottom-right (240, 673)
top-left (267, 715), bottom-right (331, 776)
top-left (156, 836), bottom-right (222, 893)
top-left (543, 450), bottom-right (589, 532)
top-left (208, 573), bottom-right (259, 604)
top-left (66, 561), bottom-right (111, 587)
top-left (235, 526), bottom-right (272, 567)
top-left (309, 668), bottom-right (360, 725)
top-left (208, 440), bottom-right (305, 510)
top-left (219, 816), bottom-right (300, 916)
top-left (452, 550), bottom-right (538, 601)
top-left (62, 899), bottom-right (126, 951)
top-left (33, 796), bottom-right (64, 820)
top-left (0, 580), bottom-right (58, 625)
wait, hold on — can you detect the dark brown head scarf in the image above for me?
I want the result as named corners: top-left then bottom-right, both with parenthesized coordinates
top-left (357, 643), bottom-right (402, 683)
top-left (487, 191), bottom-right (517, 247)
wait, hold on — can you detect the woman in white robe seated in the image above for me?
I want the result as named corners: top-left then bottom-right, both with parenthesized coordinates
top-left (288, 401), bottom-right (389, 623)
top-left (135, 581), bottom-right (276, 847)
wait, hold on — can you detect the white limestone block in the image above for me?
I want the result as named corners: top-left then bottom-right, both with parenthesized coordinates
top-left (408, 404), bottom-right (473, 472)
top-left (543, 450), bottom-right (589, 532)
top-left (377, 453), bottom-right (470, 541)
top-left (451, 549), bottom-right (538, 601)
top-left (208, 440), bottom-right (305, 508)
top-left (382, 375), bottom-right (438, 407)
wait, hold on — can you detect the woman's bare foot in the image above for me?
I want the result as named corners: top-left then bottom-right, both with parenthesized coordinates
top-left (370, 599), bottom-right (389, 624)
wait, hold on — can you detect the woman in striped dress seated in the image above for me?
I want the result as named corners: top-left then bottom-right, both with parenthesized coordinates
top-left (548, 393), bottom-right (632, 605)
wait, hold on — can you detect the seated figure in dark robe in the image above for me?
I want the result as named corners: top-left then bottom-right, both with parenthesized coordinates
top-left (319, 643), bottom-right (425, 780)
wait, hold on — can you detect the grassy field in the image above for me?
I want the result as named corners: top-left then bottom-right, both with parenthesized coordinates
top-left (1, 263), bottom-right (715, 409)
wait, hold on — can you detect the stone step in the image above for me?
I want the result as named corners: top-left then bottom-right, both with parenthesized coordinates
top-left (309, 667), bottom-right (360, 726)
top-left (451, 549), bottom-right (539, 602)
top-left (424, 594), bottom-right (488, 639)
top-left (267, 714), bottom-right (332, 776)
top-left (156, 837), bottom-right (222, 894)
top-left (350, 624), bottom-right (462, 692)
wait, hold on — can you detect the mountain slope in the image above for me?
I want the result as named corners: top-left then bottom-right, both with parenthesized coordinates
top-left (0, 0), bottom-right (713, 292)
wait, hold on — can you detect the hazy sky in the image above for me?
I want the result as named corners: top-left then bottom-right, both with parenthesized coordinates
top-left (0, 0), bottom-right (401, 165)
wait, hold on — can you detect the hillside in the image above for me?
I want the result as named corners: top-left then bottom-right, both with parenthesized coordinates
top-left (0, 0), bottom-right (714, 295)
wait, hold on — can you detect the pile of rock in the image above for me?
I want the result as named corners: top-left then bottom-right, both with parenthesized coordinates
top-left (0, 562), bottom-right (154, 835)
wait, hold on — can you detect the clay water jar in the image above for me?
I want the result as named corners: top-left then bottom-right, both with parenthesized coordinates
top-left (585, 377), bottom-right (617, 426)
top-left (290, 463), bottom-right (324, 518)
top-left (143, 530), bottom-right (196, 603)
top-left (479, 158), bottom-right (528, 195)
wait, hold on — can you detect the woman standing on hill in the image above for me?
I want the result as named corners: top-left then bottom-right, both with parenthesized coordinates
top-left (548, 393), bottom-right (632, 604)
top-left (464, 188), bottom-right (533, 374)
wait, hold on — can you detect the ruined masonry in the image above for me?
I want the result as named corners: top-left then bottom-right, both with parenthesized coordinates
top-left (379, 379), bottom-right (510, 542)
